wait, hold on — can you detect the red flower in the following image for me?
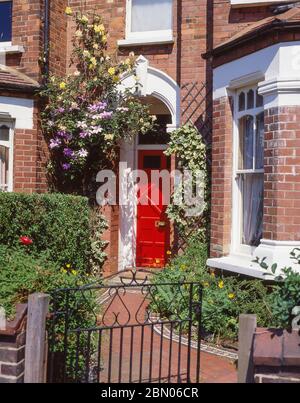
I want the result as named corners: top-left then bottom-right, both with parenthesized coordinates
top-left (20, 236), bottom-right (33, 246)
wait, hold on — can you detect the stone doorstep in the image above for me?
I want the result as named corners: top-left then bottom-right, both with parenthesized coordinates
top-left (254, 328), bottom-right (300, 367)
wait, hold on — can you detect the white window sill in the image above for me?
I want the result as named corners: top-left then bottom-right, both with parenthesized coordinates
top-left (207, 254), bottom-right (266, 279)
top-left (0, 45), bottom-right (25, 54)
top-left (231, 0), bottom-right (295, 7)
top-left (118, 35), bottom-right (174, 47)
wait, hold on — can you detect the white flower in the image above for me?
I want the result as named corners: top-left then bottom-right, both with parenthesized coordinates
top-left (78, 149), bottom-right (88, 158)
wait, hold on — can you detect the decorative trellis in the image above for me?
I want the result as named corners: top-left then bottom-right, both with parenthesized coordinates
top-left (174, 82), bottom-right (212, 253)
top-left (181, 81), bottom-right (212, 145)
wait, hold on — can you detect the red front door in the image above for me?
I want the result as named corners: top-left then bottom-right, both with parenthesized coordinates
top-left (136, 150), bottom-right (171, 268)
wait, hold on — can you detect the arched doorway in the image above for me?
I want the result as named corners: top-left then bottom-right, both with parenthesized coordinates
top-left (118, 58), bottom-right (180, 271)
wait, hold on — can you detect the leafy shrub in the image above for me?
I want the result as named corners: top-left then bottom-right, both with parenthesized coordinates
top-left (0, 192), bottom-right (106, 273)
top-left (0, 244), bottom-right (91, 318)
top-left (256, 249), bottom-right (300, 329)
top-left (152, 241), bottom-right (273, 343)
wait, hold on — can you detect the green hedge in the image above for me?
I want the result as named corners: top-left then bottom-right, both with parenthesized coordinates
top-left (0, 193), bottom-right (93, 272)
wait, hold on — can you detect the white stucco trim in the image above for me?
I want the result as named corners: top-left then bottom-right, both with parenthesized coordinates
top-left (213, 41), bottom-right (300, 102)
top-left (0, 97), bottom-right (34, 129)
top-left (119, 55), bottom-right (180, 127)
top-left (118, 57), bottom-right (180, 271)
top-left (258, 77), bottom-right (300, 108)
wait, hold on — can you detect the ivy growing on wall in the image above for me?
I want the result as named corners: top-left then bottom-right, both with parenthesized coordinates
top-left (164, 125), bottom-right (210, 243)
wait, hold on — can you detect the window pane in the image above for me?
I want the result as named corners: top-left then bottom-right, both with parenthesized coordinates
top-left (0, 1), bottom-right (12, 42)
top-left (238, 92), bottom-right (245, 112)
top-left (0, 145), bottom-right (9, 190)
top-left (247, 89), bottom-right (254, 109)
top-left (255, 113), bottom-right (264, 169)
top-left (238, 115), bottom-right (254, 170)
top-left (131, 0), bottom-right (173, 33)
top-left (256, 89), bottom-right (263, 107)
top-left (0, 126), bottom-right (9, 141)
top-left (241, 174), bottom-right (263, 246)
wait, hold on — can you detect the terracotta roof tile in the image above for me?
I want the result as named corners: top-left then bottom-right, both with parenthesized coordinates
top-left (213, 6), bottom-right (300, 52)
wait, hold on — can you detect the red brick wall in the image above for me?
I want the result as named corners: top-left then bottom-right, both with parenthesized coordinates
top-left (7, 0), bottom-right (44, 81)
top-left (13, 97), bottom-right (48, 194)
top-left (213, 1), bottom-right (273, 48)
top-left (264, 106), bottom-right (300, 242)
top-left (210, 96), bottom-right (233, 257)
top-left (49, 0), bottom-right (68, 77)
top-left (68, 0), bottom-right (208, 85)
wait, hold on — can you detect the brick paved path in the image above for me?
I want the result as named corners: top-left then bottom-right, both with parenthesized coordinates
top-left (99, 290), bottom-right (237, 383)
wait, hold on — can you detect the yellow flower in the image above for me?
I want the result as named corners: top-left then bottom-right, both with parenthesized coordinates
top-left (71, 270), bottom-right (78, 276)
top-left (59, 82), bottom-right (66, 90)
top-left (94, 24), bottom-right (105, 33)
top-left (108, 67), bottom-right (116, 76)
top-left (210, 271), bottom-right (215, 278)
top-left (203, 282), bottom-right (210, 288)
top-left (66, 263), bottom-right (71, 269)
top-left (218, 281), bottom-right (224, 289)
top-left (180, 264), bottom-right (186, 271)
top-left (166, 250), bottom-right (172, 255)
top-left (228, 293), bottom-right (235, 300)
top-left (102, 35), bottom-right (107, 43)
top-left (124, 58), bottom-right (131, 66)
top-left (60, 268), bottom-right (67, 274)
top-left (75, 30), bottom-right (83, 38)
top-left (104, 133), bottom-right (114, 141)
top-left (93, 43), bottom-right (99, 50)
top-left (83, 50), bottom-right (90, 58)
top-left (65, 7), bottom-right (72, 15)
top-left (80, 15), bottom-right (89, 23)
top-left (112, 75), bottom-right (119, 83)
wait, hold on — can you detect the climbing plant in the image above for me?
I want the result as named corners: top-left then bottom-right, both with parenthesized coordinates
top-left (164, 125), bottom-right (210, 244)
top-left (40, 9), bottom-right (154, 197)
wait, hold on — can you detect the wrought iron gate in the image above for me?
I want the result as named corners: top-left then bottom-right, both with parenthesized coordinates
top-left (48, 271), bottom-right (202, 383)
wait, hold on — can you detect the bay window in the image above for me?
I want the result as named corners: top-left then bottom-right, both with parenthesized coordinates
top-left (0, 1), bottom-right (13, 44)
top-left (120, 0), bottom-right (173, 45)
top-left (233, 86), bottom-right (264, 253)
top-left (0, 123), bottom-right (13, 192)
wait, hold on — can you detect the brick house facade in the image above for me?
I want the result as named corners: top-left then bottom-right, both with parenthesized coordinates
top-left (1, 0), bottom-right (300, 276)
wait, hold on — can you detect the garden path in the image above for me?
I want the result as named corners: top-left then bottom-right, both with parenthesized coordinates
top-left (99, 289), bottom-right (237, 383)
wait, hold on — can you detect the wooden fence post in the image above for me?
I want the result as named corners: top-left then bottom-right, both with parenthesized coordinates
top-left (238, 314), bottom-right (257, 383)
top-left (24, 293), bottom-right (50, 383)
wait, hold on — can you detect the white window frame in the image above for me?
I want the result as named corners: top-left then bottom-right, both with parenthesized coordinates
top-left (231, 85), bottom-right (264, 256)
top-left (119, 0), bottom-right (174, 46)
top-left (0, 0), bottom-right (12, 48)
top-left (0, 119), bottom-right (14, 192)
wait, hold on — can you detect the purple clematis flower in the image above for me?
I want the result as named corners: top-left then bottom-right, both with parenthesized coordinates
top-left (62, 163), bottom-right (71, 170)
top-left (63, 148), bottom-right (74, 158)
top-left (49, 138), bottom-right (61, 149)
